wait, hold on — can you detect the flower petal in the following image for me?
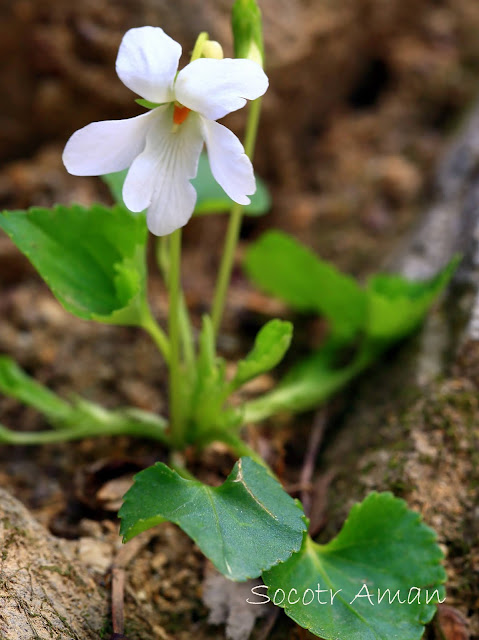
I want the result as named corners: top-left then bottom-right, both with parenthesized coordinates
top-left (123, 106), bottom-right (204, 236)
top-left (175, 58), bottom-right (268, 120)
top-left (201, 118), bottom-right (255, 205)
top-left (116, 26), bottom-right (181, 103)
top-left (62, 111), bottom-right (155, 176)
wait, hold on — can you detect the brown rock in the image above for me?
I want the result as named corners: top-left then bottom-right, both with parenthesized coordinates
top-left (0, 487), bottom-right (107, 639)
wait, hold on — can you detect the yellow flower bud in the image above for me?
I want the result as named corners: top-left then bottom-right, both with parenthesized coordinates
top-left (202, 40), bottom-right (224, 60)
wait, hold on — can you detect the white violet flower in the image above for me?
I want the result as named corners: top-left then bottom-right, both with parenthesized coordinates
top-left (63, 26), bottom-right (269, 236)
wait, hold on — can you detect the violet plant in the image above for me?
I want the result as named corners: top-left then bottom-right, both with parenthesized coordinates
top-left (0, 1), bottom-right (450, 638)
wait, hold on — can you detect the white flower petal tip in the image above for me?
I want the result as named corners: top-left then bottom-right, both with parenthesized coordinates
top-left (176, 58), bottom-right (269, 120)
top-left (62, 111), bottom-right (155, 177)
top-left (201, 118), bottom-right (256, 205)
top-left (116, 26), bottom-right (181, 103)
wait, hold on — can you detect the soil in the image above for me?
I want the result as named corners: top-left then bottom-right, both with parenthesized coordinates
top-left (1, 1), bottom-right (479, 639)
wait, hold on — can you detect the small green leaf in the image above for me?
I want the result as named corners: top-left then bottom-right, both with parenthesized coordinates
top-left (102, 153), bottom-right (271, 217)
top-left (366, 257), bottom-right (459, 343)
top-left (232, 319), bottom-right (293, 389)
top-left (263, 492), bottom-right (446, 640)
top-left (0, 204), bottom-right (148, 326)
top-left (0, 356), bottom-right (70, 422)
top-left (119, 457), bottom-right (307, 581)
top-left (244, 231), bottom-right (367, 340)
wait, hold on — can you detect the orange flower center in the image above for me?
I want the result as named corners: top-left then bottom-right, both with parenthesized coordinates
top-left (173, 104), bottom-right (191, 125)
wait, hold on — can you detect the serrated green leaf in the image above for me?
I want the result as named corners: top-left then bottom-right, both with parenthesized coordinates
top-left (263, 492), bottom-right (446, 640)
top-left (0, 204), bottom-right (148, 326)
top-left (102, 153), bottom-right (270, 217)
top-left (232, 319), bottom-right (293, 389)
top-left (244, 231), bottom-right (367, 340)
top-left (366, 257), bottom-right (459, 342)
top-left (119, 456), bottom-right (307, 581)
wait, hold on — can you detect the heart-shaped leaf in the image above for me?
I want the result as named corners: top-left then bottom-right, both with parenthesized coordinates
top-left (119, 457), bottom-right (307, 581)
top-left (0, 204), bottom-right (148, 326)
top-left (263, 492), bottom-right (446, 640)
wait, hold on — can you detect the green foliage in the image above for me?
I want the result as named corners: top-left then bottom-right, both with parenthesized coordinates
top-left (263, 493), bottom-right (446, 640)
top-left (0, 356), bottom-right (71, 422)
top-left (0, 204), bottom-right (149, 326)
top-left (0, 312), bottom-right (293, 448)
top-left (244, 231), bottom-right (367, 341)
top-left (243, 339), bottom-right (366, 423)
top-left (232, 319), bottom-right (292, 389)
top-left (102, 152), bottom-right (271, 217)
top-left (243, 230), bottom-right (458, 420)
top-left (0, 356), bottom-right (169, 444)
top-left (187, 317), bottom-right (292, 441)
top-left (365, 262), bottom-right (459, 343)
top-left (119, 456), bottom-right (307, 581)
top-left (187, 316), bottom-right (239, 437)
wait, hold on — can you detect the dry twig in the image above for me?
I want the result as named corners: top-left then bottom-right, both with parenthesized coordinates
top-left (300, 410), bottom-right (328, 517)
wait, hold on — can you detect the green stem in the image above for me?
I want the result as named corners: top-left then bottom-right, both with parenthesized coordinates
top-left (142, 311), bottom-right (171, 365)
top-left (211, 97), bottom-right (263, 335)
top-left (241, 351), bottom-right (373, 424)
top-left (168, 229), bottom-right (185, 449)
top-left (223, 436), bottom-right (268, 468)
top-left (156, 238), bottom-right (195, 373)
top-left (169, 451), bottom-right (197, 480)
top-left (178, 297), bottom-right (195, 370)
top-left (0, 413), bottom-right (170, 446)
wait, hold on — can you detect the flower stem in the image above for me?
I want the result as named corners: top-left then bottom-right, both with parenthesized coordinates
top-left (169, 451), bottom-right (197, 480)
top-left (156, 238), bottom-right (195, 370)
top-left (168, 229), bottom-right (185, 449)
top-left (141, 311), bottom-right (170, 364)
top-left (211, 97), bottom-right (263, 335)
